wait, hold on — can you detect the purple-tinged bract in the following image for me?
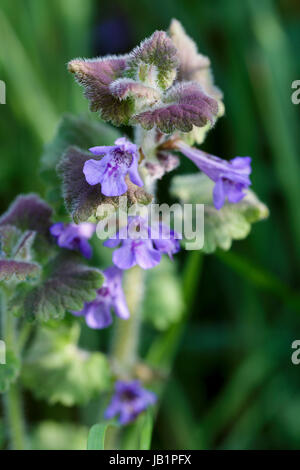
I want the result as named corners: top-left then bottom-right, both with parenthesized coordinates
top-left (68, 55), bottom-right (133, 125)
top-left (133, 82), bottom-right (218, 134)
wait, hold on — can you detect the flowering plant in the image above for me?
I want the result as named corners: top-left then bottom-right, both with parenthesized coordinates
top-left (0, 19), bottom-right (268, 450)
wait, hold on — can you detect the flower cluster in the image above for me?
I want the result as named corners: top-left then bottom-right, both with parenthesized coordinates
top-left (0, 18), bottom-right (268, 436)
top-left (104, 216), bottom-right (181, 270)
top-left (47, 19), bottom-right (262, 426)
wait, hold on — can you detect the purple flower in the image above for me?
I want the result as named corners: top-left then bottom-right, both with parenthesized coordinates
top-left (177, 143), bottom-right (252, 210)
top-left (72, 266), bottom-right (129, 329)
top-left (50, 222), bottom-right (95, 258)
top-left (103, 216), bottom-right (180, 270)
top-left (83, 137), bottom-right (143, 197)
top-left (150, 223), bottom-right (181, 260)
top-left (104, 380), bottom-right (156, 425)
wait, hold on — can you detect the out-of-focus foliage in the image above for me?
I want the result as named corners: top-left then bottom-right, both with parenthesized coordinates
top-left (1, 0), bottom-right (300, 450)
top-left (0, 350), bottom-right (20, 393)
top-left (171, 173), bottom-right (269, 253)
top-left (31, 421), bottom-right (88, 450)
top-left (143, 258), bottom-right (183, 330)
top-left (22, 324), bottom-right (111, 406)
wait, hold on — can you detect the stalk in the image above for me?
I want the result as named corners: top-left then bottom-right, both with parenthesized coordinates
top-left (111, 126), bottom-right (154, 374)
top-left (111, 266), bottom-right (145, 375)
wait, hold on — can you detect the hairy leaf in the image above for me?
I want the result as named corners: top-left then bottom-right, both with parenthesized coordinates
top-left (0, 194), bottom-right (53, 239)
top-left (109, 78), bottom-right (161, 106)
top-left (0, 228), bottom-right (40, 282)
top-left (11, 230), bottom-right (36, 261)
top-left (0, 259), bottom-right (40, 282)
top-left (0, 225), bottom-right (22, 258)
top-left (0, 226), bottom-right (36, 262)
top-left (171, 173), bottom-right (269, 253)
top-left (126, 31), bottom-right (179, 90)
top-left (133, 82), bottom-right (218, 133)
top-left (57, 146), bottom-right (152, 223)
top-left (68, 56), bottom-right (134, 125)
top-left (0, 350), bottom-right (21, 393)
top-left (169, 19), bottom-right (224, 145)
top-left (169, 19), bottom-right (223, 101)
top-left (169, 19), bottom-right (210, 83)
top-left (22, 324), bottom-right (111, 406)
top-left (23, 253), bottom-right (104, 322)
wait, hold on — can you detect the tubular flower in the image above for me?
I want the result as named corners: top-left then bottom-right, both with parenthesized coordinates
top-left (71, 266), bottom-right (129, 329)
top-left (83, 137), bottom-right (143, 197)
top-left (50, 222), bottom-right (95, 258)
top-left (103, 216), bottom-right (181, 270)
top-left (177, 142), bottom-right (252, 209)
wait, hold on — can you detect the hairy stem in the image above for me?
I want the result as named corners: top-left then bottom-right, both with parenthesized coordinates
top-left (1, 287), bottom-right (26, 450)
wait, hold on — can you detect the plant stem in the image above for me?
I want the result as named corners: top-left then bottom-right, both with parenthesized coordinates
top-left (3, 383), bottom-right (26, 450)
top-left (1, 287), bottom-right (26, 450)
top-left (111, 266), bottom-right (145, 375)
top-left (111, 126), bottom-right (152, 375)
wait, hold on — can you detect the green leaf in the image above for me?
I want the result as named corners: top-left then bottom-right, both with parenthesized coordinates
top-left (87, 423), bottom-right (117, 450)
top-left (0, 225), bottom-right (22, 258)
top-left (22, 253), bottom-right (104, 322)
top-left (0, 227), bottom-right (41, 283)
top-left (139, 408), bottom-right (154, 450)
top-left (171, 173), bottom-right (269, 253)
top-left (22, 324), bottom-right (111, 406)
top-left (143, 257), bottom-right (184, 330)
top-left (0, 350), bottom-right (21, 393)
top-left (122, 409), bottom-right (154, 450)
top-left (31, 421), bottom-right (88, 450)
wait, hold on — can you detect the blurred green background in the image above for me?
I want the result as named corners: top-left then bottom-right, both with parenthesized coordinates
top-left (1, 0), bottom-right (300, 450)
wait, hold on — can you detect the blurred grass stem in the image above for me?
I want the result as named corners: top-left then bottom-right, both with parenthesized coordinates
top-left (1, 287), bottom-right (26, 450)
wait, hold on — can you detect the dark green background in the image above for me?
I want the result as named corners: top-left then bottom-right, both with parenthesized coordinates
top-left (1, 0), bottom-right (300, 449)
